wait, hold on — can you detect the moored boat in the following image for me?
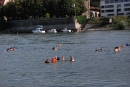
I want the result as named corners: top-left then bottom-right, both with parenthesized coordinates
top-left (32, 25), bottom-right (45, 33)
top-left (48, 29), bottom-right (57, 33)
top-left (62, 28), bottom-right (71, 32)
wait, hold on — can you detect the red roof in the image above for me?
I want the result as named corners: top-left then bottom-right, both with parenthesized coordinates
top-left (90, 6), bottom-right (100, 11)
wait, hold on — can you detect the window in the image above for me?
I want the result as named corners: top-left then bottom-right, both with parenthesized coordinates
top-left (124, 3), bottom-right (130, 7)
top-left (115, 0), bottom-right (118, 3)
top-left (126, 12), bottom-right (130, 15)
top-left (124, 0), bottom-right (129, 2)
top-left (117, 9), bottom-right (121, 13)
top-left (110, 0), bottom-right (114, 3)
top-left (101, 6), bottom-right (104, 8)
top-left (118, 0), bottom-right (123, 2)
top-left (105, 0), bottom-right (109, 4)
top-left (105, 5), bottom-right (114, 8)
top-left (106, 9), bottom-right (114, 12)
top-left (101, 10), bottom-right (104, 13)
top-left (117, 13), bottom-right (124, 15)
top-left (124, 8), bottom-right (130, 11)
top-left (117, 4), bottom-right (121, 8)
top-left (108, 14), bottom-right (114, 16)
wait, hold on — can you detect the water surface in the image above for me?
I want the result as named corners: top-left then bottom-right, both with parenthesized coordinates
top-left (0, 30), bottom-right (130, 87)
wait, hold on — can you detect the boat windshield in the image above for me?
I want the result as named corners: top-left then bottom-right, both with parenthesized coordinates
top-left (37, 25), bottom-right (43, 28)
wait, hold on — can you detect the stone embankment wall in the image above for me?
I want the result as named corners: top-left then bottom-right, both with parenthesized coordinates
top-left (8, 18), bottom-right (81, 33)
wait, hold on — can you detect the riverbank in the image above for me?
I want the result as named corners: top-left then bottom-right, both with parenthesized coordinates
top-left (8, 18), bottom-right (80, 33)
top-left (82, 24), bottom-right (130, 31)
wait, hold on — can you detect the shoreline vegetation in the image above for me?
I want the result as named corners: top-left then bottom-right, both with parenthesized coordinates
top-left (80, 16), bottom-right (130, 31)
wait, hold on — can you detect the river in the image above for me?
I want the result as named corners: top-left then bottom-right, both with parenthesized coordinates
top-left (0, 30), bottom-right (130, 87)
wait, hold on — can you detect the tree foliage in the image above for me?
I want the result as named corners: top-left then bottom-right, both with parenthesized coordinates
top-left (2, 0), bottom-right (87, 20)
top-left (90, 0), bottom-right (100, 7)
top-left (3, 1), bottom-right (17, 19)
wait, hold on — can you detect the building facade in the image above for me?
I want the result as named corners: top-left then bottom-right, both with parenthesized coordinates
top-left (100, 0), bottom-right (130, 17)
top-left (82, 0), bottom-right (90, 18)
top-left (90, 6), bottom-right (100, 17)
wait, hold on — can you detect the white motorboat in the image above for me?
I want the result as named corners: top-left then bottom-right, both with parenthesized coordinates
top-left (62, 28), bottom-right (71, 32)
top-left (32, 25), bottom-right (45, 33)
top-left (48, 29), bottom-right (57, 33)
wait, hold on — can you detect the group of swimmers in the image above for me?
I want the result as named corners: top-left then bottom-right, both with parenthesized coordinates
top-left (47, 43), bottom-right (129, 63)
top-left (45, 56), bottom-right (75, 63)
top-left (7, 47), bottom-right (16, 52)
top-left (95, 44), bottom-right (126, 52)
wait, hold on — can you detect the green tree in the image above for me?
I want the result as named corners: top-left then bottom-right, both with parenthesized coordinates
top-left (46, 0), bottom-right (61, 18)
top-left (75, 0), bottom-right (87, 15)
top-left (15, 0), bottom-right (28, 19)
top-left (3, 0), bottom-right (87, 19)
top-left (0, 6), bottom-right (3, 17)
top-left (29, 0), bottom-right (44, 18)
top-left (58, 0), bottom-right (73, 17)
top-left (44, 13), bottom-right (50, 18)
top-left (16, 0), bottom-right (44, 19)
top-left (90, 0), bottom-right (100, 7)
top-left (3, 1), bottom-right (17, 19)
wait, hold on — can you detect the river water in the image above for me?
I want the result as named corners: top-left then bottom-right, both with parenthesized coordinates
top-left (0, 30), bottom-right (130, 87)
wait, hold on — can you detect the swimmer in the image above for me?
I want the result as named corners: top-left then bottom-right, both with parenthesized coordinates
top-left (52, 47), bottom-right (57, 50)
top-left (99, 48), bottom-right (103, 52)
top-left (7, 48), bottom-right (10, 52)
top-left (57, 57), bottom-right (60, 60)
top-left (114, 46), bottom-right (121, 52)
top-left (45, 59), bottom-right (50, 63)
top-left (70, 56), bottom-right (75, 62)
top-left (56, 44), bottom-right (61, 47)
top-left (95, 48), bottom-right (103, 52)
top-left (61, 56), bottom-right (65, 60)
top-left (121, 44), bottom-right (125, 48)
top-left (13, 47), bottom-right (16, 50)
top-left (51, 57), bottom-right (57, 63)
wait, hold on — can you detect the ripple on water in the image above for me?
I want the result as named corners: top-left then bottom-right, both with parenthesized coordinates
top-left (0, 30), bottom-right (130, 87)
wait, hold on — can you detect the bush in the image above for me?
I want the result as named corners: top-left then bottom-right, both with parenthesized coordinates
top-left (44, 13), bottom-right (50, 18)
top-left (87, 17), bottom-right (104, 25)
top-left (76, 15), bottom-right (86, 24)
top-left (115, 20), bottom-right (127, 29)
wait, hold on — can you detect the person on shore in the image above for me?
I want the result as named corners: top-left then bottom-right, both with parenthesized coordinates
top-left (70, 56), bottom-right (75, 62)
